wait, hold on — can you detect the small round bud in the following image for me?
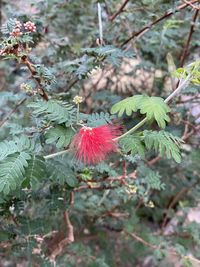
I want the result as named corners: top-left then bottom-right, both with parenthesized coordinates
top-left (73, 95), bottom-right (83, 105)
top-left (145, 201), bottom-right (155, 208)
top-left (20, 83), bottom-right (33, 93)
top-left (126, 185), bottom-right (137, 194)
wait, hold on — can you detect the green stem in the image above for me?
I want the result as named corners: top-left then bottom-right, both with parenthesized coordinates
top-left (114, 118), bottom-right (148, 141)
top-left (44, 149), bottom-right (69, 159)
top-left (76, 103), bottom-right (80, 123)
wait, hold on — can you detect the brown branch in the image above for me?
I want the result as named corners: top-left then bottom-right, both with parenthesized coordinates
top-left (49, 211), bottom-right (74, 262)
top-left (0, 98), bottom-right (26, 128)
top-left (66, 78), bottom-right (79, 92)
top-left (76, 168), bottom-right (136, 184)
top-left (126, 231), bottom-right (157, 249)
top-left (121, 0), bottom-right (199, 47)
top-left (147, 155), bottom-right (161, 166)
top-left (109, 0), bottom-right (130, 22)
top-left (75, 170), bottom-right (137, 192)
top-left (74, 184), bottom-right (118, 191)
top-left (182, 124), bottom-right (200, 140)
top-left (179, 8), bottom-right (199, 67)
top-left (21, 56), bottom-right (49, 101)
top-left (69, 191), bottom-right (74, 206)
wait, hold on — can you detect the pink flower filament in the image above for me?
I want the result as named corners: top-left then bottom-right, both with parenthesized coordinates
top-left (71, 125), bottom-right (121, 165)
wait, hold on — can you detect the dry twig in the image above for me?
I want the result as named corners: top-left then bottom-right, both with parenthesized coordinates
top-left (121, 0), bottom-right (199, 46)
top-left (21, 56), bottom-right (49, 101)
top-left (0, 98), bottom-right (26, 128)
top-left (180, 8), bottom-right (199, 66)
top-left (49, 211), bottom-right (74, 263)
top-left (109, 0), bottom-right (130, 22)
top-left (125, 230), bottom-right (200, 264)
top-left (183, 0), bottom-right (200, 9)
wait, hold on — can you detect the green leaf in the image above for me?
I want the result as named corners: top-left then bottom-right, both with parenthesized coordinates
top-left (111, 95), bottom-right (170, 128)
top-left (111, 95), bottom-right (145, 117)
top-left (48, 159), bottom-right (78, 187)
top-left (120, 135), bottom-right (145, 158)
top-left (0, 135), bottom-right (35, 161)
top-left (143, 130), bottom-right (183, 163)
top-left (138, 96), bottom-right (170, 128)
top-left (0, 230), bottom-right (13, 241)
top-left (28, 100), bottom-right (76, 126)
top-left (24, 155), bottom-right (46, 182)
top-left (145, 170), bottom-right (165, 190)
top-left (45, 126), bottom-right (74, 148)
top-left (1, 19), bottom-right (16, 35)
top-left (137, 164), bottom-right (165, 191)
top-left (0, 152), bottom-right (30, 195)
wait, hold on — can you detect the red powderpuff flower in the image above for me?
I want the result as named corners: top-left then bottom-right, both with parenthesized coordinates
top-left (70, 124), bottom-right (122, 165)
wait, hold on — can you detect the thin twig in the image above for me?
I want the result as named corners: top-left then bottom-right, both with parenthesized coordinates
top-left (126, 230), bottom-right (200, 264)
top-left (179, 8), bottom-right (199, 67)
top-left (164, 75), bottom-right (191, 103)
top-left (121, 0), bottom-right (198, 47)
top-left (44, 149), bottom-right (69, 159)
top-left (0, 98), bottom-right (26, 128)
top-left (183, 0), bottom-right (200, 9)
top-left (126, 231), bottom-right (157, 249)
top-left (109, 0), bottom-right (130, 22)
top-left (66, 78), bottom-right (79, 92)
top-left (147, 155), bottom-right (161, 166)
top-left (74, 184), bottom-right (118, 191)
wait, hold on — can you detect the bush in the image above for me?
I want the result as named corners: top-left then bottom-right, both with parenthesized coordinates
top-left (0, 1), bottom-right (200, 266)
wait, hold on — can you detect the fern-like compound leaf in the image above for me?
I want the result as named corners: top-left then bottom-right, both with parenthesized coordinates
top-left (24, 155), bottom-right (46, 182)
top-left (45, 126), bottom-right (74, 148)
top-left (138, 96), bottom-right (170, 128)
top-left (111, 95), bottom-right (170, 128)
top-left (48, 159), bottom-right (78, 187)
top-left (28, 100), bottom-right (76, 126)
top-left (120, 135), bottom-right (145, 158)
top-left (0, 136), bottom-right (35, 161)
top-left (143, 130), bottom-right (183, 163)
top-left (111, 95), bottom-right (145, 117)
top-left (0, 152), bottom-right (30, 195)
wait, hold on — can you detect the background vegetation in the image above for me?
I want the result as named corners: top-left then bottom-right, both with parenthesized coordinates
top-left (0, 0), bottom-right (200, 266)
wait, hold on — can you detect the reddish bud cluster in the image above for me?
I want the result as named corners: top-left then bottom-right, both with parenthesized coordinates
top-left (15, 19), bottom-right (22, 29)
top-left (24, 21), bottom-right (36, 32)
top-left (70, 124), bottom-right (122, 165)
top-left (9, 19), bottom-right (36, 38)
top-left (10, 28), bottom-right (23, 37)
top-left (10, 19), bottom-right (23, 37)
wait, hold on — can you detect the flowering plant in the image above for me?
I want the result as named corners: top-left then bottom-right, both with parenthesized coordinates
top-left (0, 1), bottom-right (200, 266)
